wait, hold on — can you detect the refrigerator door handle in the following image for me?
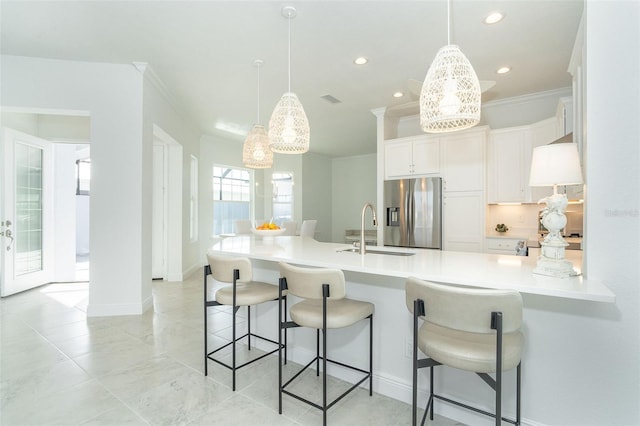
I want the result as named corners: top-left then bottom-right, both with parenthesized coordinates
top-left (404, 187), bottom-right (410, 245)
top-left (409, 188), bottom-right (415, 240)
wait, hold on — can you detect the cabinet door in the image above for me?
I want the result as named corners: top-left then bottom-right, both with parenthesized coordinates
top-left (384, 139), bottom-right (413, 179)
top-left (443, 191), bottom-right (484, 253)
top-left (488, 129), bottom-right (526, 203)
top-left (441, 131), bottom-right (485, 192)
top-left (526, 118), bottom-right (556, 202)
top-left (412, 138), bottom-right (440, 175)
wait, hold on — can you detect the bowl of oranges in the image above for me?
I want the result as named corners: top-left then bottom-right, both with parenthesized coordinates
top-left (251, 222), bottom-right (286, 237)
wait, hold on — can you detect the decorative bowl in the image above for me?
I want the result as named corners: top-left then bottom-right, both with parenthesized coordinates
top-left (251, 228), bottom-right (286, 237)
top-left (495, 224), bottom-right (509, 233)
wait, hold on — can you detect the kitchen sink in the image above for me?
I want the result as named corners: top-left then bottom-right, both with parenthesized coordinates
top-left (337, 248), bottom-right (415, 256)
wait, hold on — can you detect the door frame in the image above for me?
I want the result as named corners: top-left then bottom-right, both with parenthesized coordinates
top-left (152, 125), bottom-right (183, 281)
top-left (152, 141), bottom-right (167, 279)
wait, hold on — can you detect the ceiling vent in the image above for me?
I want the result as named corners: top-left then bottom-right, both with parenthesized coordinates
top-left (320, 94), bottom-right (342, 104)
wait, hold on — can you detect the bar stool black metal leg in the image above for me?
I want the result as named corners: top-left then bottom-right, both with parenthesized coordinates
top-left (204, 266), bottom-right (208, 376)
top-left (232, 270), bottom-right (238, 392)
top-left (322, 283), bottom-right (329, 426)
top-left (369, 314), bottom-right (373, 396)
top-left (493, 312), bottom-right (503, 426)
top-left (429, 366), bottom-right (434, 421)
top-left (316, 329), bottom-right (320, 376)
top-left (516, 362), bottom-right (522, 426)
top-left (278, 300), bottom-right (283, 415)
top-left (247, 305), bottom-right (251, 351)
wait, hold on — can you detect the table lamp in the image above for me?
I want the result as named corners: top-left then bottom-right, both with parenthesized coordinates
top-left (529, 142), bottom-right (584, 277)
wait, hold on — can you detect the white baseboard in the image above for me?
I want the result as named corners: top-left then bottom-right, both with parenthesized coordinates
top-left (87, 294), bottom-right (153, 317)
top-left (182, 261), bottom-right (202, 280)
top-left (166, 272), bottom-right (183, 282)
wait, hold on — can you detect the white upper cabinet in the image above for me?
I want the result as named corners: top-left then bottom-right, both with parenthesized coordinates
top-left (412, 137), bottom-right (440, 175)
top-left (440, 128), bottom-right (487, 192)
top-left (488, 127), bottom-right (528, 203)
top-left (384, 135), bottom-right (439, 179)
top-left (526, 117), bottom-right (558, 202)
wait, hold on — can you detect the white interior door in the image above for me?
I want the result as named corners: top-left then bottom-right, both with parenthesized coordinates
top-left (1, 128), bottom-right (54, 296)
top-left (151, 143), bottom-right (166, 280)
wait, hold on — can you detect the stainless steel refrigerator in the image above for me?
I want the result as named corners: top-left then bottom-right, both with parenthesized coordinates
top-left (384, 177), bottom-right (442, 249)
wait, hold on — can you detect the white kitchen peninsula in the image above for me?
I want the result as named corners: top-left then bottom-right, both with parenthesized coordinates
top-left (207, 235), bottom-right (614, 423)
top-left (209, 236), bottom-right (613, 302)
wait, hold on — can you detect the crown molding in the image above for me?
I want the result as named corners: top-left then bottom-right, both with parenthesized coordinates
top-left (483, 87), bottom-right (572, 109)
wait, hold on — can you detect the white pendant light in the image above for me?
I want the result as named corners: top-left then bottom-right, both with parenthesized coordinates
top-left (243, 59), bottom-right (273, 169)
top-left (269, 6), bottom-right (310, 154)
top-left (420, 0), bottom-right (481, 133)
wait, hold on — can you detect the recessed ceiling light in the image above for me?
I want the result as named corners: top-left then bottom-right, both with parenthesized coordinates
top-left (484, 12), bottom-right (504, 25)
top-left (354, 57), bottom-right (368, 65)
top-left (496, 66), bottom-right (511, 74)
top-left (393, 92), bottom-right (404, 98)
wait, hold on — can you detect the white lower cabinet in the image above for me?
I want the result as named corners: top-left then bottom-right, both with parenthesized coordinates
top-left (443, 191), bottom-right (485, 253)
top-left (486, 237), bottom-right (524, 255)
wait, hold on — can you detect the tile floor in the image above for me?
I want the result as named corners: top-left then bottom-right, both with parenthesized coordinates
top-left (0, 273), bottom-right (462, 426)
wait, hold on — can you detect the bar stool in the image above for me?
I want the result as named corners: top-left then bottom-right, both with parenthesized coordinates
top-left (278, 262), bottom-right (374, 426)
top-left (405, 277), bottom-right (523, 426)
top-left (204, 254), bottom-right (285, 391)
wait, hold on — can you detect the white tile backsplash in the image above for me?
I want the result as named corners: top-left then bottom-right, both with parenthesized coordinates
top-left (487, 203), bottom-right (584, 239)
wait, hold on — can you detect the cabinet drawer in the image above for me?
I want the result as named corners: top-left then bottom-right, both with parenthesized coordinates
top-left (486, 238), bottom-right (520, 252)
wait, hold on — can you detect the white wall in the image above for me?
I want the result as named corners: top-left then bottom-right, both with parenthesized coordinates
top-left (302, 152), bottom-right (332, 242)
top-left (577, 1), bottom-right (639, 423)
top-left (331, 154), bottom-right (377, 243)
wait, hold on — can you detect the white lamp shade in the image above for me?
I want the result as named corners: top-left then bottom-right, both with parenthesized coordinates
top-left (268, 92), bottom-right (310, 154)
top-left (242, 124), bottom-right (273, 169)
top-left (529, 143), bottom-right (584, 187)
top-left (420, 45), bottom-right (481, 133)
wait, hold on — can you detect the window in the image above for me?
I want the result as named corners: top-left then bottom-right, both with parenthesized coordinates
top-left (189, 155), bottom-right (198, 242)
top-left (213, 165), bottom-right (252, 235)
top-left (76, 159), bottom-right (90, 195)
top-left (272, 172), bottom-right (293, 222)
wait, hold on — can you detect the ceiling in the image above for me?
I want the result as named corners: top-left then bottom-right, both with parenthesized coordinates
top-left (0, 1), bottom-right (584, 158)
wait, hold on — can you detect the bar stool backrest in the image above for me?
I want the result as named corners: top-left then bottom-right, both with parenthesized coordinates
top-left (405, 277), bottom-right (523, 334)
top-left (207, 254), bottom-right (253, 283)
top-left (279, 262), bottom-right (346, 300)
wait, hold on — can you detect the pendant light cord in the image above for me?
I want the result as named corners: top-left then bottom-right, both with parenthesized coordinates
top-left (255, 62), bottom-right (261, 124)
top-left (447, 0), bottom-right (451, 45)
top-left (288, 12), bottom-right (292, 93)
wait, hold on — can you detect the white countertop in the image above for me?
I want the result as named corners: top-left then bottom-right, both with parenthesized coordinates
top-left (208, 236), bottom-right (614, 303)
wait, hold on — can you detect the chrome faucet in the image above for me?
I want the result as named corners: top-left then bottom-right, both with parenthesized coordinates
top-left (360, 202), bottom-right (378, 255)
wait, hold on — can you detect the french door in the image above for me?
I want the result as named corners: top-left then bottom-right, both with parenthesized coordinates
top-left (1, 128), bottom-right (54, 296)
